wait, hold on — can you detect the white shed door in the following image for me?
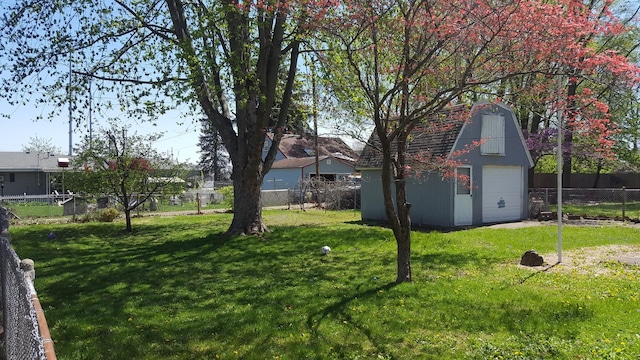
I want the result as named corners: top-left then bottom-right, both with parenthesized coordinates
top-left (454, 166), bottom-right (473, 226)
top-left (482, 166), bottom-right (523, 223)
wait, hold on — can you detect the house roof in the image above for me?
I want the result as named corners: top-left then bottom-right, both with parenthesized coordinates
top-left (271, 153), bottom-right (357, 169)
top-left (356, 105), bottom-right (468, 169)
top-left (0, 152), bottom-right (72, 172)
top-left (271, 133), bottom-right (357, 159)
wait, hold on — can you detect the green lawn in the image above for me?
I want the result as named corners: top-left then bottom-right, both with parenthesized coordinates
top-left (553, 201), bottom-right (640, 220)
top-left (3, 199), bottom-right (228, 219)
top-left (7, 210), bottom-right (640, 359)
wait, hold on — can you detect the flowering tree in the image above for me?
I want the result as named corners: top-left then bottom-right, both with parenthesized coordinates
top-left (68, 124), bottom-right (185, 232)
top-left (318, 0), bottom-right (639, 282)
top-left (500, 1), bottom-right (640, 186)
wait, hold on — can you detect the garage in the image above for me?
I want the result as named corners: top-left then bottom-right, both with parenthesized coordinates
top-left (482, 165), bottom-right (524, 223)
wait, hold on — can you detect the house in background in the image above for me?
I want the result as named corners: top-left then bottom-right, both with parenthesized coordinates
top-left (262, 133), bottom-right (357, 190)
top-left (357, 102), bottom-right (533, 228)
top-left (0, 152), bottom-right (71, 196)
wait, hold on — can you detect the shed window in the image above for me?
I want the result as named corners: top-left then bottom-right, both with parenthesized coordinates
top-left (480, 114), bottom-right (505, 155)
top-left (456, 167), bottom-right (471, 195)
top-left (9, 173), bottom-right (15, 182)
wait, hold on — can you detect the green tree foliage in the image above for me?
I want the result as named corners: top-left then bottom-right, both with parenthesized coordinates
top-left (198, 119), bottom-right (231, 181)
top-left (21, 136), bottom-right (63, 156)
top-left (1, 0), bottom-right (310, 235)
top-left (67, 123), bottom-right (186, 232)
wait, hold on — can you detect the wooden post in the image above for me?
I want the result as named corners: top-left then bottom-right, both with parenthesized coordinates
top-left (622, 186), bottom-right (626, 219)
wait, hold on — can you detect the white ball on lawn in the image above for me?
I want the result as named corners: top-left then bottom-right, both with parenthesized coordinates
top-left (321, 245), bottom-right (331, 255)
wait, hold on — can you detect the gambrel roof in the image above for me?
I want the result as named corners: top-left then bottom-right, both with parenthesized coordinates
top-left (356, 105), bottom-right (468, 169)
top-left (356, 102), bottom-right (533, 170)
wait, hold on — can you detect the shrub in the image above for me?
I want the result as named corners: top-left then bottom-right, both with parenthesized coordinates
top-left (97, 208), bottom-right (120, 222)
top-left (218, 186), bottom-right (234, 210)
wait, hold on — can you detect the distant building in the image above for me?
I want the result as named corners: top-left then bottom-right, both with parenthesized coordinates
top-left (261, 134), bottom-right (357, 190)
top-left (0, 152), bottom-right (72, 196)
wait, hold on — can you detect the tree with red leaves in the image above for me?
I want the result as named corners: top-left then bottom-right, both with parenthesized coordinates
top-left (317, 0), bottom-right (639, 282)
top-left (68, 124), bottom-right (185, 232)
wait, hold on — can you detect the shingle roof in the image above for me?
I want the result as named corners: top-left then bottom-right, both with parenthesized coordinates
top-left (0, 152), bottom-right (72, 172)
top-left (356, 105), bottom-right (468, 169)
top-left (274, 134), bottom-right (357, 159)
top-left (271, 153), bottom-right (356, 169)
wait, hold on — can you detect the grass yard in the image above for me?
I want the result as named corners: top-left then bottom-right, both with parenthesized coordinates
top-left (7, 210), bottom-right (640, 359)
top-left (553, 201), bottom-right (640, 220)
top-left (4, 201), bottom-right (65, 218)
top-left (3, 200), bottom-right (228, 219)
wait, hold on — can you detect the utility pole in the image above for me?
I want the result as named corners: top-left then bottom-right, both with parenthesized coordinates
top-left (311, 56), bottom-right (320, 203)
top-left (68, 60), bottom-right (73, 156)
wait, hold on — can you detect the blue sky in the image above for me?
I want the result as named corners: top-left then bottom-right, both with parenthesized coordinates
top-left (0, 98), bottom-right (203, 163)
top-left (0, 98), bottom-right (355, 164)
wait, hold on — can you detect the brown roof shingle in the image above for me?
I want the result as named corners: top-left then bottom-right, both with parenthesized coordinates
top-left (356, 106), bottom-right (468, 169)
top-left (275, 134), bottom-right (357, 159)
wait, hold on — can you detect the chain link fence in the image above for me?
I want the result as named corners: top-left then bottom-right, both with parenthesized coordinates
top-left (529, 188), bottom-right (640, 220)
top-left (0, 207), bottom-right (56, 360)
top-left (292, 178), bottom-right (361, 211)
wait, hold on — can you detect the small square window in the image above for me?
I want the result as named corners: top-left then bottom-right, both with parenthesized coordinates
top-left (456, 167), bottom-right (471, 195)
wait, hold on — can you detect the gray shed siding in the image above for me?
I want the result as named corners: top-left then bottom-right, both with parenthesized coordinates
top-left (360, 170), bottom-right (387, 221)
top-left (407, 175), bottom-right (454, 227)
top-left (360, 171), bottom-right (454, 227)
top-left (358, 102), bottom-right (532, 228)
top-left (453, 104), bottom-right (531, 224)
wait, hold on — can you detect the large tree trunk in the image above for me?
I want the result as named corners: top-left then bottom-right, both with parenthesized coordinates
top-left (226, 169), bottom-right (268, 236)
top-left (166, 1), bottom-right (296, 237)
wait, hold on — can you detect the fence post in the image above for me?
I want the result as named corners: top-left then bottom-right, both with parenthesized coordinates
top-left (622, 186), bottom-right (626, 219)
top-left (544, 188), bottom-right (549, 209)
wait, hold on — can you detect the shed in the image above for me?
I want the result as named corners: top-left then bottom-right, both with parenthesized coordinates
top-left (61, 196), bottom-right (88, 216)
top-left (357, 102), bottom-right (533, 228)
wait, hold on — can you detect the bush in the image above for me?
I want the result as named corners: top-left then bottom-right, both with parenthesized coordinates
top-left (97, 208), bottom-right (120, 222)
top-left (218, 186), bottom-right (234, 210)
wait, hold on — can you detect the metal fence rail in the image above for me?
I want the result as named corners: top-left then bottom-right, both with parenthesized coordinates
top-left (0, 207), bottom-right (56, 360)
top-left (0, 194), bottom-right (70, 204)
top-left (529, 188), bottom-right (640, 220)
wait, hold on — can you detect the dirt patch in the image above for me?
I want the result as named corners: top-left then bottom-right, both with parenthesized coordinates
top-left (519, 245), bottom-right (640, 276)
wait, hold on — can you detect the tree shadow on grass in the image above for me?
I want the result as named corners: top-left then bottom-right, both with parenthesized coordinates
top-left (8, 219), bottom-right (597, 358)
top-left (305, 281), bottom-right (398, 357)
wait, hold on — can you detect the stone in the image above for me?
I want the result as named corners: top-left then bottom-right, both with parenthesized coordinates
top-left (520, 250), bottom-right (544, 266)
